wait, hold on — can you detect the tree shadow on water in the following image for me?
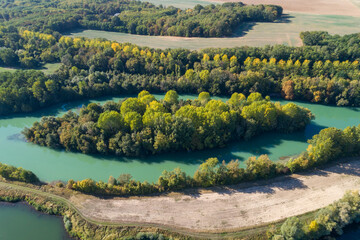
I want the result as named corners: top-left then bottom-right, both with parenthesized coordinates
top-left (4, 123), bottom-right (327, 168)
top-left (0, 100), bottom-right (91, 128)
top-left (1, 95), bottom-right (329, 168)
top-left (305, 122), bottom-right (328, 139)
top-left (0, 94), bottom-right (135, 128)
top-left (91, 129), bottom-right (312, 166)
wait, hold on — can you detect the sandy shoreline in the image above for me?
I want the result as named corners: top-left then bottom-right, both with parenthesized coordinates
top-left (72, 159), bottom-right (360, 232)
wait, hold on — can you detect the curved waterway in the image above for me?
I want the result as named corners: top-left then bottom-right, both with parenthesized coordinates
top-left (1, 94), bottom-right (359, 183)
top-left (0, 203), bottom-right (71, 240)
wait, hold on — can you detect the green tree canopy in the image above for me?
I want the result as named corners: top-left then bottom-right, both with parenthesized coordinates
top-left (97, 110), bottom-right (124, 133)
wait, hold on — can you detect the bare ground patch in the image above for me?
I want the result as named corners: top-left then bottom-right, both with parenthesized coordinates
top-left (71, 159), bottom-right (360, 232)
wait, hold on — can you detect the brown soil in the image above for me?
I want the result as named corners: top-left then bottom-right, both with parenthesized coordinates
top-left (210, 0), bottom-right (360, 17)
top-left (71, 159), bottom-right (360, 232)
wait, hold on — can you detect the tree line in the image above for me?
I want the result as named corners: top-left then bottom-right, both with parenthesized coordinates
top-left (23, 90), bottom-right (313, 157)
top-left (67, 155), bottom-right (286, 195)
top-left (79, 3), bottom-right (282, 38)
top-left (1, 27), bottom-right (360, 116)
top-left (0, 0), bottom-right (282, 37)
top-left (1, 27), bottom-right (360, 71)
top-left (64, 124), bottom-right (360, 196)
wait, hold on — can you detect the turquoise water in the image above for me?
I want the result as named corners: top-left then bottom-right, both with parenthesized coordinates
top-left (0, 94), bottom-right (359, 183)
top-left (0, 203), bottom-right (71, 240)
top-left (337, 224), bottom-right (360, 239)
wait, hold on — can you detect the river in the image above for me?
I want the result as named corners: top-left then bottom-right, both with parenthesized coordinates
top-left (0, 94), bottom-right (359, 183)
top-left (337, 223), bottom-right (360, 239)
top-left (0, 94), bottom-right (359, 239)
top-left (4, 0), bottom-right (360, 237)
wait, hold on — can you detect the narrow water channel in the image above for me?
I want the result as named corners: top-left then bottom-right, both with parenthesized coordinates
top-left (0, 94), bottom-right (358, 183)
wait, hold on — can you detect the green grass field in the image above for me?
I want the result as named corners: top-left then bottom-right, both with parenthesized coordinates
top-left (66, 13), bottom-right (360, 50)
top-left (0, 63), bottom-right (61, 74)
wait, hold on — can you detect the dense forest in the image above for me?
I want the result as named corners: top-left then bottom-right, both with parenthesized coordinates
top-left (1, 27), bottom-right (360, 115)
top-left (64, 124), bottom-right (360, 196)
top-left (0, 0), bottom-right (282, 37)
top-left (2, 1), bottom-right (360, 240)
top-left (23, 91), bottom-right (313, 156)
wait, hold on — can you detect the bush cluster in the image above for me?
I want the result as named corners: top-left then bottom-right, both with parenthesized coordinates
top-left (1, 27), bottom-right (360, 116)
top-left (0, 163), bottom-right (39, 183)
top-left (273, 190), bottom-right (360, 240)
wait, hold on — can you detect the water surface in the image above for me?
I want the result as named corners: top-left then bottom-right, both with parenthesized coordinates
top-left (0, 203), bottom-right (71, 240)
top-left (337, 224), bottom-right (360, 239)
top-left (1, 94), bottom-right (359, 183)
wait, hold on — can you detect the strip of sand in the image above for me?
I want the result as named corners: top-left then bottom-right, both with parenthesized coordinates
top-left (71, 159), bottom-right (360, 232)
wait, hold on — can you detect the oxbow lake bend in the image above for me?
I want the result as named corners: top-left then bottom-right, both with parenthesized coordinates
top-left (1, 94), bottom-right (359, 183)
top-left (1, 94), bottom-right (360, 240)
top-left (4, 0), bottom-right (360, 237)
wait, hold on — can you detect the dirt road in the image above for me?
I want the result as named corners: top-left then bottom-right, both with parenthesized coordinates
top-left (71, 159), bottom-right (360, 232)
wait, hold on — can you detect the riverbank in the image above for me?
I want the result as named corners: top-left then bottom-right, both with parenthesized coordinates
top-left (70, 158), bottom-right (360, 232)
top-left (2, 94), bottom-right (359, 184)
top-left (1, 157), bottom-right (360, 239)
top-left (0, 180), bottom-right (189, 240)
